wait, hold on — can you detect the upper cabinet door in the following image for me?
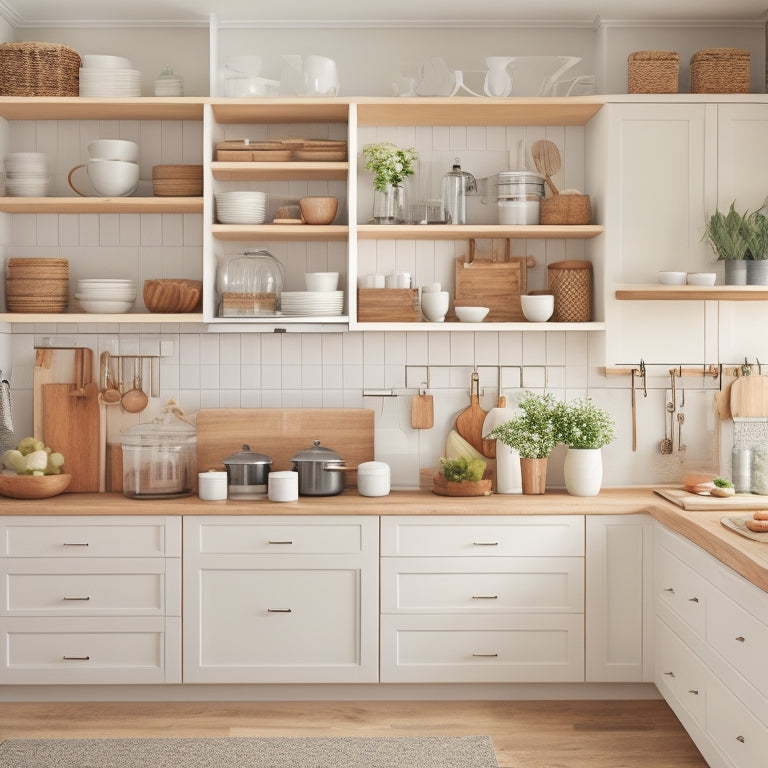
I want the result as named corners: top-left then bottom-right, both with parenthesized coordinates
top-left (717, 103), bottom-right (768, 212)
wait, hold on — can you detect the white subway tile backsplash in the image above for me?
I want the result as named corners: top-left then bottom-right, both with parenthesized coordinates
top-left (140, 214), bottom-right (163, 246)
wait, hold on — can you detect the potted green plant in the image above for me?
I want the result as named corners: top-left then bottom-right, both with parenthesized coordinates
top-left (489, 391), bottom-right (560, 494)
top-left (361, 142), bottom-right (418, 224)
top-left (432, 456), bottom-right (492, 497)
top-left (555, 397), bottom-right (616, 496)
top-left (704, 202), bottom-right (750, 285)
top-left (743, 208), bottom-right (768, 285)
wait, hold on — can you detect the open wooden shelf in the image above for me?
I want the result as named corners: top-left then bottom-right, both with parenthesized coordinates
top-left (0, 312), bottom-right (205, 324)
top-left (0, 97), bottom-right (204, 121)
top-left (615, 285), bottom-right (768, 301)
top-left (0, 197), bottom-right (203, 214)
top-left (211, 224), bottom-right (349, 241)
top-left (352, 320), bottom-right (606, 331)
top-left (212, 161), bottom-right (348, 182)
top-left (210, 99), bottom-right (350, 124)
top-left (357, 224), bottom-right (604, 240)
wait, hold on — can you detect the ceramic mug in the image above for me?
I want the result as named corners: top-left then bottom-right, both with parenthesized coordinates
top-left (68, 159), bottom-right (139, 197)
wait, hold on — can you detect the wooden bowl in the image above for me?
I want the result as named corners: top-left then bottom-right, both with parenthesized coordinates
top-left (299, 196), bottom-right (338, 225)
top-left (143, 279), bottom-right (202, 313)
top-left (0, 473), bottom-right (71, 499)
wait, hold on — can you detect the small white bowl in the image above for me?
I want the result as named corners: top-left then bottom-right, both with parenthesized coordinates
top-left (77, 298), bottom-right (134, 314)
top-left (454, 306), bottom-right (489, 323)
top-left (686, 272), bottom-right (716, 286)
top-left (658, 271), bottom-right (687, 285)
top-left (305, 272), bottom-right (339, 292)
top-left (520, 294), bottom-right (554, 322)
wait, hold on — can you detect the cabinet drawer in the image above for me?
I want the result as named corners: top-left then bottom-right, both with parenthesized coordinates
top-left (1, 558), bottom-right (169, 616)
top-left (707, 673), bottom-right (768, 768)
top-left (655, 544), bottom-right (706, 636)
top-left (381, 557), bottom-right (584, 614)
top-left (707, 583), bottom-right (768, 698)
top-left (381, 516), bottom-right (584, 557)
top-left (655, 618), bottom-right (707, 729)
top-left (0, 616), bottom-right (177, 684)
top-left (188, 516), bottom-right (374, 555)
top-left (0, 517), bottom-right (176, 558)
top-left (380, 613), bottom-right (584, 683)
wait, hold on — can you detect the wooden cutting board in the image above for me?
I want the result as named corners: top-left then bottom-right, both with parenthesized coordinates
top-left (655, 488), bottom-right (768, 511)
top-left (455, 372), bottom-right (487, 454)
top-left (196, 408), bottom-right (375, 489)
top-left (730, 374), bottom-right (768, 417)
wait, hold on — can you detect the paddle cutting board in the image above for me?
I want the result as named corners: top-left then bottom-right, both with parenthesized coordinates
top-left (730, 374), bottom-right (768, 417)
top-left (196, 408), bottom-right (375, 489)
top-left (455, 372), bottom-right (487, 455)
top-left (655, 487), bottom-right (768, 511)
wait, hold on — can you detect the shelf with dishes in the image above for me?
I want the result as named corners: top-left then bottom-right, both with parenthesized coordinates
top-left (357, 224), bottom-right (604, 240)
top-left (0, 197), bottom-right (203, 214)
top-left (211, 224), bottom-right (348, 241)
top-left (615, 285), bottom-right (768, 301)
top-left (211, 161), bottom-right (348, 182)
top-left (351, 319), bottom-right (605, 331)
top-left (0, 311), bottom-right (205, 324)
top-left (0, 96), bottom-right (205, 121)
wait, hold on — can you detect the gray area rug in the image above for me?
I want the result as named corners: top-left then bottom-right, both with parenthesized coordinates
top-left (0, 735), bottom-right (498, 768)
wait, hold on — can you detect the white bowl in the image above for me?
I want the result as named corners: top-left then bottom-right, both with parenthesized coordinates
top-left (78, 298), bottom-right (134, 313)
top-left (454, 306), bottom-right (490, 323)
top-left (81, 54), bottom-right (133, 69)
top-left (420, 291), bottom-right (450, 322)
top-left (686, 272), bottom-right (716, 286)
top-left (658, 271), bottom-right (687, 285)
top-left (305, 272), bottom-right (339, 292)
top-left (520, 294), bottom-right (554, 322)
top-left (88, 139), bottom-right (138, 163)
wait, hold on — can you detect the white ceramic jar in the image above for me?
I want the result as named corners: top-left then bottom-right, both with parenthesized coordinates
top-left (357, 461), bottom-right (391, 497)
top-left (198, 470), bottom-right (228, 501)
top-left (268, 470), bottom-right (299, 502)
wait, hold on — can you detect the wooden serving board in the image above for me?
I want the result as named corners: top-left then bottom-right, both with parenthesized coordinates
top-left (655, 487), bottom-right (768, 511)
top-left (196, 408), bottom-right (375, 489)
top-left (730, 374), bottom-right (768, 417)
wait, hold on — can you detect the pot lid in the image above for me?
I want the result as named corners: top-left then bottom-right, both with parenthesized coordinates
top-left (222, 444), bottom-right (273, 466)
top-left (290, 439), bottom-right (344, 463)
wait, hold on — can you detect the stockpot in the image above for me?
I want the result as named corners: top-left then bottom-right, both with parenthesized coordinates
top-left (290, 439), bottom-right (348, 496)
top-left (222, 444), bottom-right (273, 499)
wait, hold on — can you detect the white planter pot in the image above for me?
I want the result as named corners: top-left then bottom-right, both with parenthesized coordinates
top-left (563, 447), bottom-right (603, 496)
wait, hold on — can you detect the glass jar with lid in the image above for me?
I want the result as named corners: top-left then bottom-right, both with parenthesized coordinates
top-left (217, 248), bottom-right (285, 317)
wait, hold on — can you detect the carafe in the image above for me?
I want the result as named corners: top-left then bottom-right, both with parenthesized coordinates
top-left (441, 158), bottom-right (477, 225)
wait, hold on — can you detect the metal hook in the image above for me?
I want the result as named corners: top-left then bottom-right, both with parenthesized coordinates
top-left (639, 359), bottom-right (648, 397)
top-left (419, 381), bottom-right (428, 396)
top-left (758, 358), bottom-right (763, 375)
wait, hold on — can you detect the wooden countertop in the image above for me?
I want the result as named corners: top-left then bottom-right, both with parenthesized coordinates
top-left (2, 487), bottom-right (767, 593)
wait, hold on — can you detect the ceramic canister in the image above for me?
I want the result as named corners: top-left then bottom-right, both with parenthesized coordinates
top-left (198, 470), bottom-right (228, 501)
top-left (268, 470), bottom-right (299, 502)
top-left (357, 461), bottom-right (391, 497)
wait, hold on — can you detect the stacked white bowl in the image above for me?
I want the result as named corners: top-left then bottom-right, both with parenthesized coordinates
top-left (4, 152), bottom-right (48, 197)
top-left (76, 278), bottom-right (137, 313)
top-left (79, 54), bottom-right (141, 97)
top-left (215, 191), bottom-right (267, 224)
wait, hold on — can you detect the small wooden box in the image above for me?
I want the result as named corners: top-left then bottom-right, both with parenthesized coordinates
top-left (220, 292), bottom-right (276, 317)
top-left (357, 289), bottom-right (421, 322)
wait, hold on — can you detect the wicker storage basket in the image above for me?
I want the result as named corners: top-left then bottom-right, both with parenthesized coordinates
top-left (690, 48), bottom-right (750, 94)
top-left (220, 292), bottom-right (276, 317)
top-left (540, 194), bottom-right (591, 225)
top-left (627, 50), bottom-right (679, 94)
top-left (0, 42), bottom-right (81, 96)
top-left (547, 260), bottom-right (592, 322)
top-left (5, 257), bottom-right (69, 313)
top-left (152, 165), bottom-right (203, 197)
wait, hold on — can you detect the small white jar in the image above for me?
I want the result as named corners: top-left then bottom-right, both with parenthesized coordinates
top-left (357, 461), bottom-right (391, 497)
top-left (268, 470), bottom-right (299, 502)
top-left (198, 470), bottom-right (228, 501)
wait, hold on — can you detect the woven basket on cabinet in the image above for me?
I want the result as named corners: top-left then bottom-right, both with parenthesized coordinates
top-left (547, 260), bottom-right (592, 323)
top-left (0, 42), bottom-right (81, 96)
top-left (627, 50), bottom-right (679, 93)
top-left (690, 48), bottom-right (750, 93)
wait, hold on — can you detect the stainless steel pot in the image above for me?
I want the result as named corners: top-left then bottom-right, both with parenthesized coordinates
top-left (290, 439), bottom-right (348, 496)
top-left (222, 444), bottom-right (273, 499)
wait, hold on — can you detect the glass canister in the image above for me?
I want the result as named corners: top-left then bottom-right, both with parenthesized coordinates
top-left (495, 170), bottom-right (545, 224)
top-left (732, 445), bottom-right (752, 493)
top-left (121, 416), bottom-right (197, 499)
top-left (217, 248), bottom-right (285, 316)
top-left (750, 445), bottom-right (768, 495)
top-left (440, 158), bottom-right (477, 225)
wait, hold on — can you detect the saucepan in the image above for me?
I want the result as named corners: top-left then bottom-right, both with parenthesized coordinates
top-left (290, 439), bottom-right (349, 496)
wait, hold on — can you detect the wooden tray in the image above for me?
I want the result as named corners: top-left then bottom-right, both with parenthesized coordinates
top-left (655, 487), bottom-right (768, 511)
top-left (357, 289), bottom-right (421, 322)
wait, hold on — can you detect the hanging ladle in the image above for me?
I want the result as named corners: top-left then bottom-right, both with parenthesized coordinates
top-left (121, 357), bottom-right (148, 413)
top-left (100, 351), bottom-right (121, 404)
top-left (531, 139), bottom-right (561, 196)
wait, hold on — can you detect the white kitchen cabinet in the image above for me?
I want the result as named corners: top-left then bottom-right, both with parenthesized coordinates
top-left (0, 515), bottom-right (181, 685)
top-left (654, 523), bottom-right (768, 768)
top-left (379, 515), bottom-right (585, 683)
top-left (585, 514), bottom-right (654, 682)
top-left (182, 515), bottom-right (379, 683)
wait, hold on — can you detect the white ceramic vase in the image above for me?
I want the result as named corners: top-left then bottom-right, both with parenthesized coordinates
top-left (563, 447), bottom-right (603, 496)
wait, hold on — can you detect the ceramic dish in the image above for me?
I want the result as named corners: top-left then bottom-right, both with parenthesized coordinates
top-left (658, 271), bottom-right (687, 285)
top-left (686, 272), bottom-right (716, 286)
top-left (454, 306), bottom-right (489, 323)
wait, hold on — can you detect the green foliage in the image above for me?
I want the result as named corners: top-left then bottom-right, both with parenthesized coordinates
top-left (361, 142), bottom-right (418, 192)
top-left (703, 202), bottom-right (768, 261)
top-left (743, 210), bottom-right (768, 261)
top-left (713, 476), bottom-right (734, 489)
top-left (439, 456), bottom-right (486, 482)
top-left (489, 391), bottom-right (560, 459)
top-left (555, 397), bottom-right (616, 449)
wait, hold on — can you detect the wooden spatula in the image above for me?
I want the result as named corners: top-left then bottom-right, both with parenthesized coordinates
top-left (455, 371), bottom-right (487, 454)
top-left (531, 139), bottom-right (561, 196)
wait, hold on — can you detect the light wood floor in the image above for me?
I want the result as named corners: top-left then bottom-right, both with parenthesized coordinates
top-left (0, 700), bottom-right (709, 767)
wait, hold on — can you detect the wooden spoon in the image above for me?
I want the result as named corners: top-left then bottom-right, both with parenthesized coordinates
top-left (531, 139), bottom-right (561, 196)
top-left (121, 358), bottom-right (148, 413)
top-left (100, 351), bottom-right (121, 404)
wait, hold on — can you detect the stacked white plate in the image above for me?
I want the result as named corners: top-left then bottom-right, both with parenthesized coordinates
top-left (215, 191), bottom-right (267, 224)
top-left (75, 278), bottom-right (136, 313)
top-left (4, 152), bottom-right (48, 197)
top-left (79, 55), bottom-right (141, 97)
top-left (280, 290), bottom-right (344, 316)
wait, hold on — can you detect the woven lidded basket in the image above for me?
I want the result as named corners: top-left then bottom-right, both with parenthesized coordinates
top-left (0, 41), bottom-right (81, 96)
top-left (627, 50), bottom-right (679, 94)
top-left (690, 48), bottom-right (750, 94)
top-left (547, 260), bottom-right (592, 322)
top-left (540, 194), bottom-right (591, 225)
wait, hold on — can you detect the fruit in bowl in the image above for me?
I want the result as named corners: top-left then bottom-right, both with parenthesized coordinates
top-left (0, 436), bottom-right (69, 498)
top-left (0, 473), bottom-right (72, 499)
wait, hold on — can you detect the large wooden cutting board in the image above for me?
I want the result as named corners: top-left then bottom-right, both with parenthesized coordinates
top-left (196, 409), bottom-right (375, 489)
top-left (730, 374), bottom-right (768, 418)
top-left (655, 487), bottom-right (768, 511)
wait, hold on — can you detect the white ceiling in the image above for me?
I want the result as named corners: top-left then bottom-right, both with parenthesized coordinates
top-left (1, 0), bottom-right (767, 26)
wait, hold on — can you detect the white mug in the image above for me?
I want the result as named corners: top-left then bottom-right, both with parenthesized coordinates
top-left (385, 272), bottom-right (411, 289)
top-left (359, 273), bottom-right (385, 289)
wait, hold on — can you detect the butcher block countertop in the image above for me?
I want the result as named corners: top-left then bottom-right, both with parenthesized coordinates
top-left (2, 487), bottom-right (767, 593)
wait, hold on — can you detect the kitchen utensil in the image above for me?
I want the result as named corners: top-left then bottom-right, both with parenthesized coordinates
top-left (659, 395), bottom-right (673, 455)
top-left (631, 368), bottom-right (637, 452)
top-left (455, 371), bottom-right (488, 455)
top-left (729, 372), bottom-right (768, 417)
top-left (0, 374), bottom-right (16, 455)
top-left (531, 139), bottom-right (561, 196)
top-left (222, 443), bottom-right (273, 499)
top-left (121, 358), bottom-right (148, 413)
top-left (100, 351), bottom-right (121, 403)
top-left (411, 387), bottom-right (434, 429)
top-left (357, 460), bottom-right (391, 497)
top-left (290, 439), bottom-right (349, 496)
top-left (121, 417), bottom-right (197, 499)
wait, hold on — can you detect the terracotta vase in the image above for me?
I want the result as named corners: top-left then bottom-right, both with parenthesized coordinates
top-left (520, 457), bottom-right (548, 495)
